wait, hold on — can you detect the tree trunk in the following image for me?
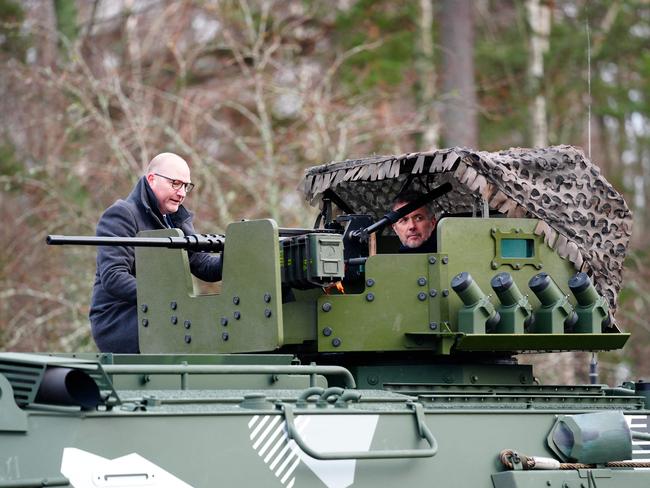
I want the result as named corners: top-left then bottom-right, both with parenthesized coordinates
top-left (416, 0), bottom-right (439, 149)
top-left (526, 0), bottom-right (551, 147)
top-left (439, 0), bottom-right (477, 148)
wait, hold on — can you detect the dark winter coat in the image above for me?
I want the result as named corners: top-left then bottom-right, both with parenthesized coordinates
top-left (89, 177), bottom-right (222, 353)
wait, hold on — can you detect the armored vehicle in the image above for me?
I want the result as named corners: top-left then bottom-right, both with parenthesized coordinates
top-left (2, 145), bottom-right (650, 487)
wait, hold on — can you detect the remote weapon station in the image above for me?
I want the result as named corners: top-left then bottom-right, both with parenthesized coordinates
top-left (2, 146), bottom-right (650, 487)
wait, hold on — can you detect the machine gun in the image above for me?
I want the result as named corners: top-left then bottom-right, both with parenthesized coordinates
top-left (46, 227), bottom-right (339, 253)
top-left (47, 226), bottom-right (348, 292)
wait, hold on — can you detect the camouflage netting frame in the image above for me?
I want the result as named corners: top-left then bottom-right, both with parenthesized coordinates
top-left (301, 145), bottom-right (632, 320)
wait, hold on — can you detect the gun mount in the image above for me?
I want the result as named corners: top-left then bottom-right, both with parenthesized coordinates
top-left (6, 145), bottom-right (648, 488)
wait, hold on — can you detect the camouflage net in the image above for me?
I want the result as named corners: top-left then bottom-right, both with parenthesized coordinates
top-left (301, 145), bottom-right (632, 320)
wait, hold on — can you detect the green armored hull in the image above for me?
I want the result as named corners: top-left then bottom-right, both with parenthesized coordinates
top-left (3, 146), bottom-right (647, 487)
top-left (2, 353), bottom-right (650, 487)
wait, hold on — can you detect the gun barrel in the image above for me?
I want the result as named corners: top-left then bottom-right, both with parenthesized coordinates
top-left (46, 234), bottom-right (225, 252)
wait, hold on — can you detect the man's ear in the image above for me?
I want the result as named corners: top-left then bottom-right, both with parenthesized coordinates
top-left (146, 173), bottom-right (155, 185)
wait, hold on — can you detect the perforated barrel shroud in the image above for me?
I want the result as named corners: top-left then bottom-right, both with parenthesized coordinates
top-left (300, 145), bottom-right (632, 323)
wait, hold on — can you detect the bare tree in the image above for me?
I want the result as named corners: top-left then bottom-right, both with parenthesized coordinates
top-left (439, 0), bottom-right (478, 147)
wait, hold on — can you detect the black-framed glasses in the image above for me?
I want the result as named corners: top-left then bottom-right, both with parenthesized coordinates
top-left (154, 173), bottom-right (195, 193)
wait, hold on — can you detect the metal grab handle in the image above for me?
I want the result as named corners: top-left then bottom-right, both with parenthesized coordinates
top-left (282, 401), bottom-right (438, 460)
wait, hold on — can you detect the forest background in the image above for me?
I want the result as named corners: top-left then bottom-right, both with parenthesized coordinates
top-left (1, 0), bottom-right (648, 385)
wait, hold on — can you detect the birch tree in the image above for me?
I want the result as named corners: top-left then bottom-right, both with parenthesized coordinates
top-left (526, 0), bottom-right (551, 147)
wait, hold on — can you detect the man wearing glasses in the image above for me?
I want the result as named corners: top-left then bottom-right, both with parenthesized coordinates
top-left (90, 152), bottom-right (222, 353)
top-left (391, 191), bottom-right (438, 253)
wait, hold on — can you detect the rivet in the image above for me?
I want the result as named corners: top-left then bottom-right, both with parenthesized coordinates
top-left (491, 261), bottom-right (498, 269)
top-left (429, 289), bottom-right (438, 297)
top-left (417, 292), bottom-right (427, 301)
top-left (428, 256), bottom-right (437, 265)
top-left (171, 316), bottom-right (178, 325)
top-left (264, 308), bottom-right (272, 318)
top-left (222, 332), bottom-right (229, 341)
top-left (332, 337), bottom-right (341, 347)
top-left (264, 293), bottom-right (271, 303)
top-left (233, 296), bottom-right (240, 305)
top-left (442, 289), bottom-right (449, 297)
top-left (170, 301), bottom-right (177, 310)
top-left (234, 311), bottom-right (241, 320)
top-left (417, 277), bottom-right (427, 286)
top-left (514, 263), bottom-right (521, 270)
top-left (184, 335), bottom-right (191, 344)
top-left (184, 320), bottom-right (191, 329)
top-left (221, 317), bottom-right (228, 326)
top-left (322, 302), bottom-right (332, 312)
top-left (366, 278), bottom-right (375, 287)
top-left (140, 304), bottom-right (148, 313)
top-left (323, 327), bottom-right (333, 337)
top-left (141, 319), bottom-right (149, 327)
top-left (366, 293), bottom-right (375, 302)
top-left (429, 322), bottom-right (438, 330)
top-left (442, 256), bottom-right (448, 264)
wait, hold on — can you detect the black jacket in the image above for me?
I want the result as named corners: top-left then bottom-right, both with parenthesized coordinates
top-left (89, 177), bottom-right (222, 353)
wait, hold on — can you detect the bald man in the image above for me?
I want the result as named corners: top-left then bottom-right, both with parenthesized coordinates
top-left (90, 153), bottom-right (222, 353)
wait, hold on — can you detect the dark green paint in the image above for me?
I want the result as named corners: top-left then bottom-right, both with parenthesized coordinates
top-left (132, 216), bottom-right (626, 356)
